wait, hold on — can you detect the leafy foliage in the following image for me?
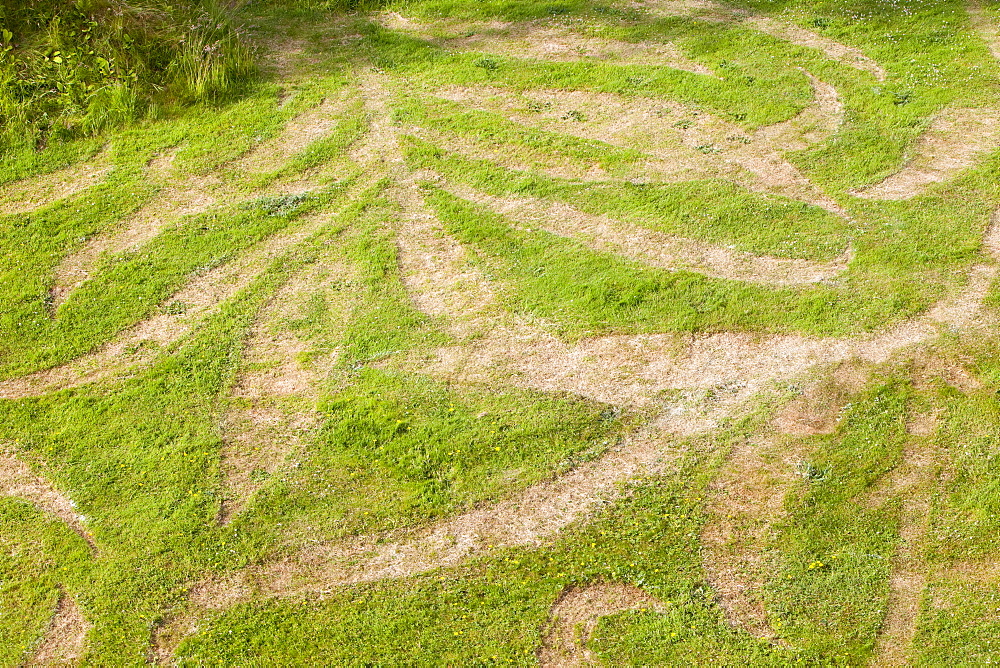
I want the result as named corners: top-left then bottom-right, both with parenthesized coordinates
top-left (0, 0), bottom-right (256, 152)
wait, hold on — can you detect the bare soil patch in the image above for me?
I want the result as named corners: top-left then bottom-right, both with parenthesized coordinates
top-left (0, 449), bottom-right (95, 549)
top-left (537, 582), bottom-right (666, 667)
top-left (28, 592), bottom-right (90, 667)
top-left (0, 152), bottom-right (111, 217)
top-left (856, 106), bottom-right (1000, 200)
top-left (442, 181), bottom-right (851, 285)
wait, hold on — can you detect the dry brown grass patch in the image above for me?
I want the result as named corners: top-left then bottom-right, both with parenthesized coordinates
top-left (155, 426), bottom-right (685, 655)
top-left (745, 16), bottom-right (886, 80)
top-left (403, 260), bottom-right (996, 439)
top-left (29, 591), bottom-right (90, 666)
top-left (855, 106), bottom-right (1000, 200)
top-left (968, 0), bottom-right (1000, 61)
top-left (405, 125), bottom-right (619, 182)
top-left (429, 84), bottom-right (844, 213)
top-left (52, 174), bottom-right (223, 308)
top-left (0, 449), bottom-right (95, 549)
top-left (219, 257), bottom-right (351, 524)
top-left (384, 15), bottom-right (716, 77)
top-left (868, 438), bottom-right (938, 665)
top-left (389, 179), bottom-right (499, 333)
top-left (772, 366), bottom-right (864, 436)
top-left (701, 433), bottom-right (806, 639)
top-left (150, 574), bottom-right (255, 664)
top-left (635, 0), bottom-right (887, 80)
top-left (0, 151), bottom-right (111, 217)
top-left (257, 425), bottom-right (681, 592)
top-left (442, 181), bottom-right (851, 286)
top-left (217, 405), bottom-right (321, 526)
top-left (237, 94), bottom-right (356, 174)
top-left (1, 206), bottom-right (345, 400)
top-left (538, 582), bottom-right (666, 667)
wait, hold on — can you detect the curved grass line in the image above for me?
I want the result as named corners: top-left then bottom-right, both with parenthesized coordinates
top-left (0, 450), bottom-right (95, 550)
top-left (0, 198), bottom-right (356, 400)
top-left (0, 150), bottom-right (112, 217)
top-left (414, 81), bottom-right (846, 216)
top-left (538, 582), bottom-right (667, 666)
top-left (852, 106), bottom-right (1000, 201)
top-left (441, 179), bottom-right (852, 286)
top-left (28, 589), bottom-right (90, 666)
top-left (153, 232), bottom-right (997, 659)
top-left (639, 0), bottom-right (887, 81)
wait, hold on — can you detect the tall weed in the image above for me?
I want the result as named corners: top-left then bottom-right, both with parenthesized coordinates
top-left (173, 1), bottom-right (256, 101)
top-left (0, 0), bottom-right (257, 152)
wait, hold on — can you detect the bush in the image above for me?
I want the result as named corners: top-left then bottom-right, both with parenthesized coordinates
top-left (0, 0), bottom-right (257, 152)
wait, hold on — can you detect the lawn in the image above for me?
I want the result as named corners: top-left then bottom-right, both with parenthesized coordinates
top-left (2, 0), bottom-right (1000, 664)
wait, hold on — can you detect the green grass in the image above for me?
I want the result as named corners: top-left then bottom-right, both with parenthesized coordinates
top-left (762, 382), bottom-right (910, 661)
top-left (0, 75), bottom-right (361, 379)
top-left (406, 137), bottom-right (851, 261)
top-left (335, 188), bottom-right (446, 364)
top-left (0, 500), bottom-right (91, 664)
top-left (0, 0), bottom-right (257, 152)
top-left (928, 391), bottom-right (1000, 562)
top-left (365, 23), bottom-right (811, 129)
top-left (394, 93), bottom-right (650, 176)
top-left (167, 381), bottom-right (927, 664)
top-left (914, 576), bottom-right (1000, 664)
top-left (239, 367), bottom-right (630, 544)
top-left (175, 462), bottom-right (767, 664)
top-left (421, 183), bottom-right (936, 337)
top-left (3, 0), bottom-right (1000, 663)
